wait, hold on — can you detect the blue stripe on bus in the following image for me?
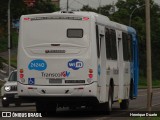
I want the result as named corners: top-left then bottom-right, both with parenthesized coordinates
top-left (127, 26), bottom-right (139, 97)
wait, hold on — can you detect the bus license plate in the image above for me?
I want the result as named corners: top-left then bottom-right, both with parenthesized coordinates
top-left (49, 79), bottom-right (62, 84)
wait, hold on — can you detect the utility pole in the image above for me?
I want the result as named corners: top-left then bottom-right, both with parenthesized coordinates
top-left (145, 0), bottom-right (152, 112)
top-left (98, 0), bottom-right (101, 13)
top-left (8, 0), bottom-right (11, 75)
top-left (67, 0), bottom-right (69, 11)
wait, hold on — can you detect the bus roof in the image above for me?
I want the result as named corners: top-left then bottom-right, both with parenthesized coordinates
top-left (21, 11), bottom-right (136, 34)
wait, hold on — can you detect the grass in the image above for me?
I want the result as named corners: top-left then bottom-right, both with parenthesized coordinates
top-left (0, 55), bottom-right (17, 68)
top-left (139, 76), bottom-right (160, 89)
top-left (0, 36), bottom-right (8, 52)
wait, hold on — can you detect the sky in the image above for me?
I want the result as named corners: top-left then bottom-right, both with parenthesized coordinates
top-left (60, 0), bottom-right (160, 11)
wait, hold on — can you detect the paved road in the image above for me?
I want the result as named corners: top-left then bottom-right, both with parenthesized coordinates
top-left (0, 88), bottom-right (160, 120)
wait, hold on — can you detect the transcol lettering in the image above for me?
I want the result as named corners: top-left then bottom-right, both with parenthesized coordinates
top-left (41, 71), bottom-right (70, 78)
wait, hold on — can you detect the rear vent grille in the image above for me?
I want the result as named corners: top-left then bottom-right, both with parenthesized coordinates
top-left (45, 50), bottom-right (65, 53)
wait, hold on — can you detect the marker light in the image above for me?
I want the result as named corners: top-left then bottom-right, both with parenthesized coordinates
top-left (24, 18), bottom-right (30, 21)
top-left (83, 17), bottom-right (89, 21)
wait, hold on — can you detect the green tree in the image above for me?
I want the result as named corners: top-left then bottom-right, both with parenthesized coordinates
top-left (81, 4), bottom-right (113, 17)
top-left (81, 5), bottom-right (97, 13)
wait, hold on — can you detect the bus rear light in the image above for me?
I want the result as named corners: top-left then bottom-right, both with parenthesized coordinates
top-left (20, 69), bottom-right (24, 79)
top-left (20, 69), bottom-right (24, 73)
top-left (28, 87), bottom-right (37, 89)
top-left (89, 69), bottom-right (93, 73)
top-left (88, 74), bottom-right (93, 78)
top-left (87, 78), bottom-right (92, 83)
top-left (20, 78), bottom-right (25, 83)
top-left (20, 74), bottom-right (24, 79)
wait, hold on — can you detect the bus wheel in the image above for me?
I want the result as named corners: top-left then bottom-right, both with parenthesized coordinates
top-left (120, 99), bottom-right (129, 110)
top-left (130, 80), bottom-right (134, 100)
top-left (106, 86), bottom-right (113, 114)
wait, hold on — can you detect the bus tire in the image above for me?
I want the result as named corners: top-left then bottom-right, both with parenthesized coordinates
top-left (130, 80), bottom-right (134, 99)
top-left (120, 99), bottom-right (129, 110)
top-left (106, 85), bottom-right (113, 114)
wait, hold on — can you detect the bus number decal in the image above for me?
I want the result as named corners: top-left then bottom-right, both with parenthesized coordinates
top-left (28, 59), bottom-right (47, 71)
top-left (68, 59), bottom-right (83, 70)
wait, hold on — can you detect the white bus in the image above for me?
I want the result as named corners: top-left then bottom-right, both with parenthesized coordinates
top-left (17, 11), bottom-right (139, 114)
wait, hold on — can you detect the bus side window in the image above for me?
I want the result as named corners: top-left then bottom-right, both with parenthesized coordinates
top-left (96, 25), bottom-right (100, 58)
top-left (105, 28), bottom-right (111, 59)
top-left (110, 29), bottom-right (117, 60)
top-left (122, 33), bottom-right (130, 61)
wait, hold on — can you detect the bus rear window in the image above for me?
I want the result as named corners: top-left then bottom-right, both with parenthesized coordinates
top-left (67, 29), bottom-right (83, 38)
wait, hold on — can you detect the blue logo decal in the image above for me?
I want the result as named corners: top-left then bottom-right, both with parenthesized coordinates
top-left (68, 59), bottom-right (84, 70)
top-left (28, 59), bottom-right (47, 71)
top-left (28, 78), bottom-right (35, 85)
top-left (61, 71), bottom-right (70, 77)
top-left (66, 71), bottom-right (70, 77)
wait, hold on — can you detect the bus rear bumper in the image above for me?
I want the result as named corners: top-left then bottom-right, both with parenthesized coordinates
top-left (18, 82), bottom-right (97, 98)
